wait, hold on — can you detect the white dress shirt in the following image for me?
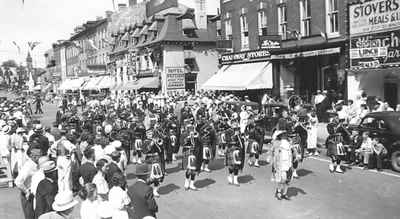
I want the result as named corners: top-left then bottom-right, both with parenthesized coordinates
top-left (15, 158), bottom-right (38, 194)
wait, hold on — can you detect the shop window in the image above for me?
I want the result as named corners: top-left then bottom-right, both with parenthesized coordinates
top-left (326, 0), bottom-right (339, 35)
top-left (258, 10), bottom-right (268, 36)
top-left (277, 1), bottom-right (287, 40)
top-left (300, 0), bottom-right (311, 37)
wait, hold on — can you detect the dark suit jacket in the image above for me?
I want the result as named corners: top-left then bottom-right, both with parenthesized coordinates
top-left (35, 178), bottom-right (58, 219)
top-left (78, 162), bottom-right (97, 184)
top-left (128, 181), bottom-right (158, 219)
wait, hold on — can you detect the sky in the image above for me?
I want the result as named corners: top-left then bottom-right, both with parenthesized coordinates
top-left (0, 0), bottom-right (219, 68)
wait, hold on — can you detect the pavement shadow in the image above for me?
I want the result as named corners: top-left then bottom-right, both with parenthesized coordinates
top-left (159, 183), bottom-right (180, 195)
top-left (297, 169), bottom-right (313, 178)
top-left (287, 187), bottom-right (307, 198)
top-left (238, 174), bottom-right (254, 184)
top-left (194, 178), bottom-right (216, 189)
top-left (210, 158), bottom-right (225, 171)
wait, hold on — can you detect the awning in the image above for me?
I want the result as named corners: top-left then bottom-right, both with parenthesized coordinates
top-left (97, 76), bottom-right (116, 89)
top-left (182, 19), bottom-right (197, 30)
top-left (82, 76), bottom-right (104, 90)
top-left (119, 77), bottom-right (159, 91)
top-left (202, 62), bottom-right (273, 90)
top-left (139, 25), bottom-right (149, 36)
top-left (132, 28), bottom-right (141, 38)
top-left (58, 77), bottom-right (88, 91)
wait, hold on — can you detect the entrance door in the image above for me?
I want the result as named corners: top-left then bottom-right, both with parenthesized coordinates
top-left (384, 83), bottom-right (398, 108)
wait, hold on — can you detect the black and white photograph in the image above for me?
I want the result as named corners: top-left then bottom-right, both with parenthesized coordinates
top-left (0, 0), bottom-right (400, 218)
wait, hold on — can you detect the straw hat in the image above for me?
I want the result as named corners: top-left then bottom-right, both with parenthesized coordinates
top-left (52, 191), bottom-right (78, 212)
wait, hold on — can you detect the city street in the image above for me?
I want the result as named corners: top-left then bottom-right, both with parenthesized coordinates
top-left (0, 99), bottom-right (399, 219)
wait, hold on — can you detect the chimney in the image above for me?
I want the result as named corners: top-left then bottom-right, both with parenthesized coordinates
top-left (195, 0), bottom-right (207, 29)
top-left (129, 0), bottom-right (137, 6)
top-left (118, 3), bottom-right (127, 11)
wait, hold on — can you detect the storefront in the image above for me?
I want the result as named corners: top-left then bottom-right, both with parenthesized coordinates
top-left (273, 46), bottom-right (346, 103)
top-left (348, 0), bottom-right (400, 108)
top-left (202, 48), bottom-right (274, 100)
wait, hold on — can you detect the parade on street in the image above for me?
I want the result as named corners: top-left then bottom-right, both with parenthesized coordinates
top-left (1, 0), bottom-right (400, 219)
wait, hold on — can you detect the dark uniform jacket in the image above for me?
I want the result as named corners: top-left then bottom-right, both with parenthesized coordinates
top-left (35, 178), bottom-right (58, 219)
top-left (78, 162), bottom-right (97, 184)
top-left (105, 162), bottom-right (122, 187)
top-left (128, 180), bottom-right (158, 219)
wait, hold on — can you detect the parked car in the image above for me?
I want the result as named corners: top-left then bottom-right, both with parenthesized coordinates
top-left (349, 111), bottom-right (400, 172)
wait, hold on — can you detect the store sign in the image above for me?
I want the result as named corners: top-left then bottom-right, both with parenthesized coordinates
top-left (259, 35), bottom-right (281, 49)
top-left (350, 30), bottom-right (400, 68)
top-left (219, 49), bottom-right (271, 65)
top-left (350, 0), bottom-right (400, 35)
top-left (165, 67), bottom-right (185, 91)
top-left (271, 47), bottom-right (341, 59)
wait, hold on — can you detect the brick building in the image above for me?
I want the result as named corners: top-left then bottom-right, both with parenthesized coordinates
top-left (205, 0), bottom-right (349, 103)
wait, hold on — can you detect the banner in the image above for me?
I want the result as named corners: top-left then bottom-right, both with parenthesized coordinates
top-left (350, 0), bottom-right (400, 36)
top-left (165, 67), bottom-right (185, 91)
top-left (350, 30), bottom-right (400, 68)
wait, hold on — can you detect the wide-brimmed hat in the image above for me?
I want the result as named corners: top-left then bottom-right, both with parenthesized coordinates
top-left (110, 140), bottom-right (122, 149)
top-left (52, 191), bottom-right (78, 212)
top-left (133, 163), bottom-right (150, 176)
top-left (40, 160), bottom-right (57, 173)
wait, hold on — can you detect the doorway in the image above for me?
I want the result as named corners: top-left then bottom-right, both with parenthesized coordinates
top-left (384, 82), bottom-right (398, 108)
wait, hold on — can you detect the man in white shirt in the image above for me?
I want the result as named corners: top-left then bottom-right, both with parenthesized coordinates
top-left (15, 148), bottom-right (42, 219)
top-left (239, 106), bottom-right (249, 134)
top-left (0, 125), bottom-right (12, 187)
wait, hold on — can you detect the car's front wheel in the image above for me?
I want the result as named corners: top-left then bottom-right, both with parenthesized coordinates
top-left (391, 151), bottom-right (400, 172)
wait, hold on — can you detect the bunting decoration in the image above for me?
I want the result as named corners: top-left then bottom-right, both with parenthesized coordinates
top-left (12, 41), bottom-right (21, 54)
top-left (28, 41), bottom-right (41, 51)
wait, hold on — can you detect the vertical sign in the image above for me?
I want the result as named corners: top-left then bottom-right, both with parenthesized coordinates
top-left (165, 67), bottom-right (185, 94)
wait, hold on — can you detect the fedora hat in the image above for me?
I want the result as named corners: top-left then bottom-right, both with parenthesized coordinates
top-left (133, 163), bottom-right (150, 176)
top-left (40, 160), bottom-right (57, 173)
top-left (52, 191), bottom-right (78, 212)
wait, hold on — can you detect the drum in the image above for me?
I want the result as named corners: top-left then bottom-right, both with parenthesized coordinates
top-left (249, 140), bottom-right (259, 154)
top-left (187, 155), bottom-right (197, 170)
top-left (170, 135), bottom-right (177, 147)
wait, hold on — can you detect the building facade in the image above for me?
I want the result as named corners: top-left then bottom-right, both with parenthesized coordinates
top-left (108, 0), bottom-right (219, 95)
top-left (206, 0), bottom-right (348, 103)
top-left (348, 0), bottom-right (400, 108)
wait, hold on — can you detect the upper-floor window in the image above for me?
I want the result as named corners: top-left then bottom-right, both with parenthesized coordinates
top-left (300, 0), bottom-right (311, 37)
top-left (258, 10), bottom-right (268, 36)
top-left (240, 12), bottom-right (249, 50)
top-left (277, 1), bottom-right (287, 40)
top-left (224, 12), bottom-right (232, 40)
top-left (326, 0), bottom-right (339, 34)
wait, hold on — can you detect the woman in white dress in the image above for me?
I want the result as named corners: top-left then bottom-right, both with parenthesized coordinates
top-left (307, 111), bottom-right (319, 156)
top-left (271, 131), bottom-right (294, 200)
top-left (108, 172), bottom-right (131, 219)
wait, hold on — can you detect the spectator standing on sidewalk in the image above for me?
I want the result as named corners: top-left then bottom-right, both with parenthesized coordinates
top-left (371, 137), bottom-right (387, 171)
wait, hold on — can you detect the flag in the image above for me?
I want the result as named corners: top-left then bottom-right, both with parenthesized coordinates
top-left (28, 41), bottom-right (40, 51)
top-left (12, 41), bottom-right (21, 54)
top-left (27, 71), bottom-right (35, 91)
top-left (87, 39), bottom-right (98, 51)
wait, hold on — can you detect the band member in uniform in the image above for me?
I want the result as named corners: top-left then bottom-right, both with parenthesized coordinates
top-left (326, 125), bottom-right (345, 173)
top-left (245, 121), bottom-right (263, 167)
top-left (200, 129), bottom-right (212, 173)
top-left (144, 131), bottom-right (164, 198)
top-left (225, 131), bottom-right (245, 186)
top-left (132, 123), bottom-right (146, 164)
top-left (182, 130), bottom-right (201, 191)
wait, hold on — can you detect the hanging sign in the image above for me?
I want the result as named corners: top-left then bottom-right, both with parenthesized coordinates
top-left (165, 67), bottom-right (185, 91)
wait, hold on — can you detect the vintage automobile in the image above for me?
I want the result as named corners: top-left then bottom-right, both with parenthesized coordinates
top-left (349, 111), bottom-right (400, 172)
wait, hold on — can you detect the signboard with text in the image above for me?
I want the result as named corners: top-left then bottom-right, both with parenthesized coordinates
top-left (219, 49), bottom-right (271, 65)
top-left (165, 67), bottom-right (185, 91)
top-left (350, 0), bottom-right (400, 36)
top-left (350, 30), bottom-right (400, 68)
